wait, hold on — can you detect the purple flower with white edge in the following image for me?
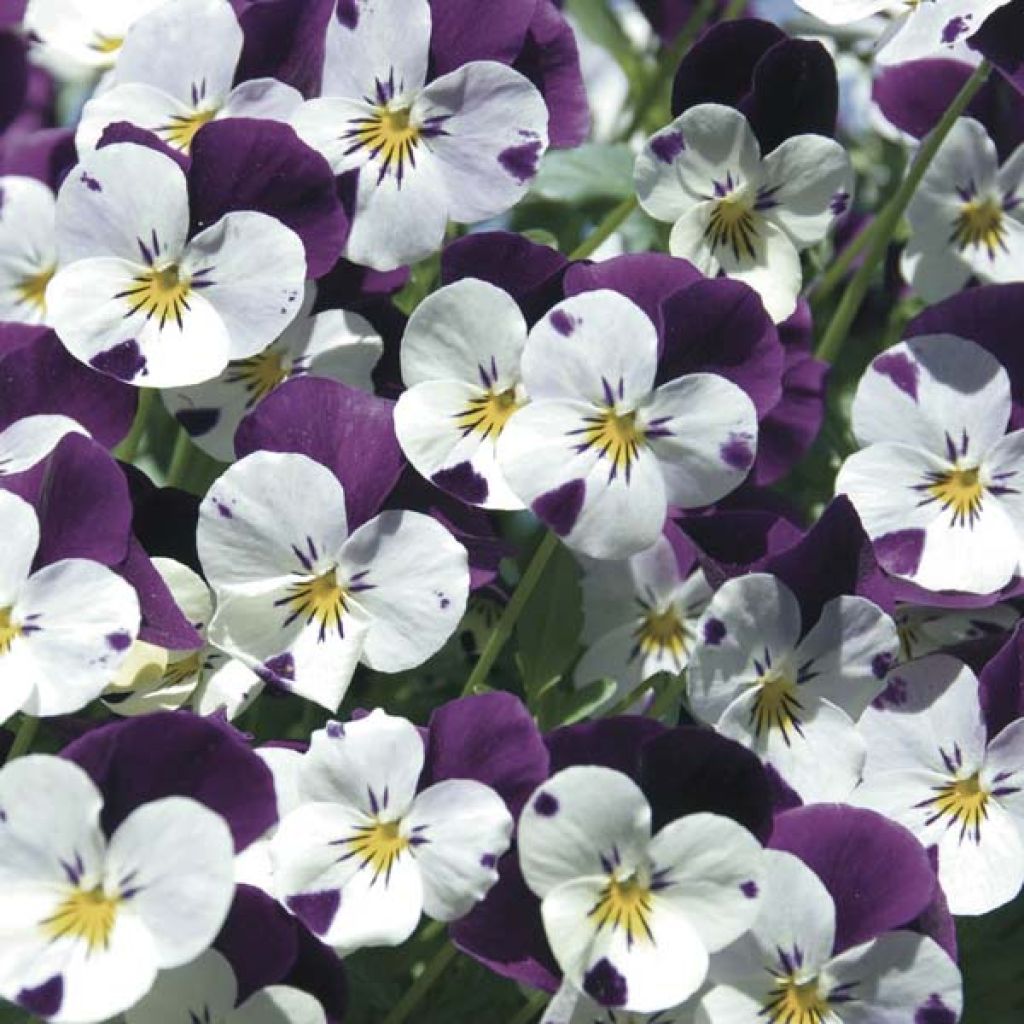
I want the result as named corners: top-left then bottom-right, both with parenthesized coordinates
top-left (0, 754), bottom-right (235, 1022)
top-left (793, 0), bottom-right (1014, 67)
top-left (517, 764), bottom-right (764, 1014)
top-left (496, 290), bottom-right (758, 560)
top-left (635, 103), bottom-right (853, 323)
top-left (836, 335), bottom-right (1024, 595)
top-left (0, 489), bottom-right (140, 724)
top-left (125, 947), bottom-right (326, 1024)
top-left (697, 849), bottom-right (963, 1024)
top-left (75, 0), bottom-right (303, 155)
top-left (854, 653), bottom-right (1024, 916)
top-left (895, 601), bottom-right (1020, 662)
top-left (198, 450), bottom-right (469, 711)
top-left (575, 525), bottom-right (712, 706)
top-left (903, 118), bottom-right (1024, 303)
top-left (272, 709), bottom-right (513, 952)
top-left (163, 282), bottom-right (383, 462)
top-left (0, 175), bottom-right (56, 324)
top-left (687, 573), bottom-right (899, 803)
top-left (46, 142), bottom-right (307, 387)
top-left (291, 0), bottom-right (550, 271)
top-left (394, 278), bottom-right (528, 510)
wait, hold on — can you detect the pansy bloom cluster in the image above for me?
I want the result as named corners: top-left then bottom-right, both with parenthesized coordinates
top-left (3, 0), bottom-right (1024, 1021)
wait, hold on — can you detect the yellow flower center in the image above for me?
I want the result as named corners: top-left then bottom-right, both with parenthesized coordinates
top-left (277, 567), bottom-right (350, 642)
top-left (455, 388), bottom-right (521, 441)
top-left (43, 886), bottom-right (121, 954)
top-left (16, 265), bottom-right (56, 315)
top-left (346, 819), bottom-right (410, 884)
top-left (926, 465), bottom-right (984, 528)
top-left (764, 976), bottom-right (831, 1024)
top-left (89, 33), bottom-right (123, 55)
top-left (162, 651), bottom-right (202, 688)
top-left (929, 772), bottom-right (989, 842)
top-left (574, 407), bottom-right (646, 480)
top-left (227, 349), bottom-right (290, 407)
top-left (159, 108), bottom-right (218, 152)
top-left (0, 606), bottom-right (21, 656)
top-left (589, 874), bottom-right (655, 947)
top-left (349, 105), bottom-right (422, 182)
top-left (635, 606), bottom-right (688, 665)
top-left (751, 670), bottom-right (803, 742)
top-left (952, 196), bottom-right (1006, 256)
top-left (705, 195), bottom-right (760, 262)
top-left (116, 263), bottom-right (193, 330)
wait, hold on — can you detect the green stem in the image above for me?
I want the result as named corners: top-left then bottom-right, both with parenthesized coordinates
top-left (815, 61), bottom-right (991, 364)
top-left (380, 943), bottom-right (458, 1024)
top-left (571, 195), bottom-right (639, 261)
top-left (114, 389), bottom-right (154, 463)
top-left (461, 531), bottom-right (560, 697)
top-left (166, 428), bottom-right (194, 488)
top-left (506, 990), bottom-right (549, 1024)
top-left (4, 716), bottom-right (39, 764)
top-left (808, 214), bottom-right (875, 306)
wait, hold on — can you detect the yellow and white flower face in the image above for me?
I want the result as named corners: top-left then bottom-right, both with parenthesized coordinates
top-left (0, 177), bottom-right (58, 326)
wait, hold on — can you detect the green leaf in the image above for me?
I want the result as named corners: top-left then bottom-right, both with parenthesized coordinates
top-left (532, 144), bottom-right (635, 204)
top-left (564, 0), bottom-right (641, 75)
top-left (538, 678), bottom-right (617, 730)
top-left (958, 890), bottom-right (1024, 1022)
top-left (514, 541), bottom-right (583, 705)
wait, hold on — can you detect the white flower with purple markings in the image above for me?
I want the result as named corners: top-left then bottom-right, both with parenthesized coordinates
top-left (0, 176), bottom-right (57, 325)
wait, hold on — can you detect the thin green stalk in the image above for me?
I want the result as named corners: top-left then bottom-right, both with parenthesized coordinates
top-left (380, 942), bottom-right (458, 1024)
top-left (166, 427), bottom-right (194, 488)
top-left (808, 214), bottom-right (875, 305)
top-left (114, 389), bottom-right (154, 463)
top-left (506, 990), bottom-right (549, 1024)
top-left (571, 195), bottom-right (639, 261)
top-left (462, 531), bottom-right (560, 696)
top-left (4, 716), bottom-right (39, 764)
top-left (815, 61), bottom-right (991, 364)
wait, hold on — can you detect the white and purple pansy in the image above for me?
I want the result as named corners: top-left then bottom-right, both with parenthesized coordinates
top-left (0, 490), bottom-right (141, 725)
top-left (46, 142), bottom-right (307, 388)
top-left (0, 755), bottom-right (235, 1022)
top-left (163, 282), bottom-right (383, 462)
top-left (894, 601), bottom-right (1020, 663)
top-left (76, 0), bottom-right (304, 154)
top-left (635, 103), bottom-right (854, 323)
top-left (0, 176), bottom-right (57, 326)
top-left (854, 654), bottom-right (1024, 916)
top-left (697, 849), bottom-right (963, 1024)
top-left (271, 710), bottom-right (513, 952)
top-left (394, 278), bottom-right (529, 510)
top-left (518, 765), bottom-right (764, 1015)
top-left (291, 0), bottom-right (550, 270)
top-left (836, 335), bottom-right (1024, 595)
top-left (687, 573), bottom-right (900, 803)
top-left (197, 450), bottom-right (470, 712)
top-left (903, 118), bottom-right (1024, 303)
top-left (495, 290), bottom-right (758, 560)
top-left (0, 414), bottom-right (89, 479)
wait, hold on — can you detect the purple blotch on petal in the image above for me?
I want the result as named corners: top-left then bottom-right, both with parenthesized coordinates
top-left (432, 462), bottom-right (489, 504)
top-left (941, 16), bottom-right (969, 44)
top-left (90, 340), bottom-right (147, 382)
top-left (874, 529), bottom-right (926, 577)
top-left (741, 880), bottom-right (758, 898)
top-left (703, 617), bottom-right (727, 645)
top-left (872, 674), bottom-right (908, 710)
top-left (481, 853), bottom-right (497, 868)
top-left (214, 499), bottom-right (233, 519)
top-left (650, 131), bottom-right (685, 164)
top-left (336, 0), bottom-right (359, 29)
top-left (532, 479), bottom-right (585, 537)
top-left (874, 351), bottom-right (919, 401)
top-left (720, 434), bottom-right (754, 471)
top-left (80, 173), bottom-right (102, 192)
top-left (871, 652), bottom-right (895, 680)
top-left (286, 890), bottom-right (340, 937)
top-left (175, 407), bottom-right (221, 436)
top-left (533, 791), bottom-right (559, 816)
top-left (106, 631), bottom-right (132, 652)
top-left (550, 309), bottom-right (576, 336)
top-left (916, 995), bottom-right (957, 1024)
top-left (498, 141), bottom-right (542, 184)
top-left (18, 976), bottom-right (63, 1017)
top-left (583, 958), bottom-right (628, 1007)
top-left (326, 721), bottom-right (344, 739)
top-left (261, 652), bottom-right (296, 686)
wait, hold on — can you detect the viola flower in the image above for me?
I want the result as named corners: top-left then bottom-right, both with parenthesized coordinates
top-left (163, 283), bottom-right (383, 461)
top-left (634, 103), bottom-right (854, 323)
top-left (46, 142), bottom-right (307, 388)
top-left (903, 118), bottom-right (1024, 303)
top-left (0, 490), bottom-right (140, 725)
top-left (540, 984), bottom-right (691, 1024)
top-left (291, 0), bottom-right (550, 271)
top-left (103, 557), bottom-right (261, 720)
top-left (687, 573), bottom-right (899, 803)
top-left (697, 849), bottom-right (963, 1024)
top-left (0, 414), bottom-right (88, 478)
top-left (0, 176), bottom-right (57, 325)
top-left (76, 0), bottom-right (304, 154)
top-left (496, 290), bottom-right (758, 560)
top-left (792, 0), bottom-right (1014, 67)
top-left (394, 278), bottom-right (528, 510)
top-left (894, 601), bottom-right (1019, 662)
top-left (518, 765), bottom-right (763, 1014)
top-left (575, 527), bottom-right (713, 705)
top-left (854, 654), bottom-right (1024, 916)
top-left (125, 948), bottom-right (325, 1024)
top-left (197, 450), bottom-right (470, 711)
top-left (836, 335), bottom-right (1024, 595)
top-left (272, 710), bottom-right (513, 952)
top-left (0, 755), bottom-right (235, 1022)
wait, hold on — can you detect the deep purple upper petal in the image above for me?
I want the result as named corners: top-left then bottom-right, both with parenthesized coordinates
top-left (0, 31), bottom-right (28, 131)
top-left (970, 1), bottom-right (1024, 98)
top-left (546, 716), bottom-right (668, 778)
top-left (428, 0), bottom-right (538, 74)
top-left (0, 125), bottom-right (76, 189)
top-left (979, 623), bottom-right (1024, 737)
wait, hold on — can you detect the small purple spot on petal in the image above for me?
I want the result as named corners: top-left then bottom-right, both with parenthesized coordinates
top-left (941, 16), bottom-right (969, 45)
top-left (106, 631), bottom-right (132, 652)
top-left (80, 173), bottom-right (102, 192)
top-left (741, 880), bottom-right (758, 898)
top-left (650, 130), bottom-right (685, 164)
top-left (830, 190), bottom-right (850, 216)
top-left (175, 407), bottom-right (220, 436)
top-left (498, 141), bottom-right (542, 184)
top-left (336, 0), bottom-right (359, 28)
top-left (18, 976), bottom-right (63, 1017)
top-left (874, 351), bottom-right (919, 401)
top-left (874, 529), bottom-right (926, 577)
top-left (533, 479), bottom-right (585, 537)
top-left (549, 309), bottom-right (576, 336)
top-left (326, 721), bottom-right (344, 738)
top-left (214, 499), bottom-right (233, 519)
top-left (533, 792), bottom-right (559, 816)
top-left (481, 853), bottom-right (497, 869)
top-left (872, 674), bottom-right (908, 710)
top-left (916, 995), bottom-right (957, 1024)
top-left (583, 958), bottom-right (628, 1007)
top-left (287, 890), bottom-right (340, 936)
top-left (90, 340), bottom-right (147, 382)
top-left (703, 617), bottom-right (727, 645)
top-left (432, 461), bottom-right (489, 504)
top-left (720, 434), bottom-right (754, 471)
top-left (871, 652), bottom-right (894, 680)
top-left (260, 653), bottom-right (295, 687)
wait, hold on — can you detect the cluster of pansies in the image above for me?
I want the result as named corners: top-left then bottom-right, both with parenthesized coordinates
top-left (2, 0), bottom-right (1024, 1021)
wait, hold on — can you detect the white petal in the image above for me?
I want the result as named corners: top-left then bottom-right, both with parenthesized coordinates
top-left (232, 985), bottom-right (327, 1024)
top-left (219, 79), bottom-right (305, 123)
top-left (791, 0), bottom-right (894, 25)
top-left (982, 718), bottom-right (1024, 821)
top-left (877, 0), bottom-right (1009, 65)
top-left (124, 948), bottom-right (238, 1024)
top-left (0, 416), bottom-right (89, 480)
top-left (0, 491), bottom-right (39, 603)
top-left (76, 83), bottom-right (201, 153)
top-left (901, 238), bottom-right (973, 305)
top-left (192, 655), bottom-right (263, 720)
